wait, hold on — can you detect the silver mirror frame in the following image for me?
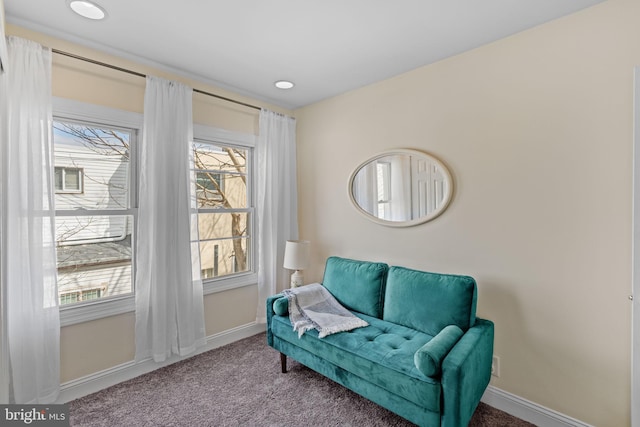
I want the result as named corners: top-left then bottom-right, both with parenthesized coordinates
top-left (348, 149), bottom-right (453, 227)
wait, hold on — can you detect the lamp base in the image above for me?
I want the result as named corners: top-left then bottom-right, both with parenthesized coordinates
top-left (290, 270), bottom-right (304, 288)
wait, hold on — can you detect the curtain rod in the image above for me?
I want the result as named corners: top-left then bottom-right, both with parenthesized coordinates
top-left (51, 48), bottom-right (262, 112)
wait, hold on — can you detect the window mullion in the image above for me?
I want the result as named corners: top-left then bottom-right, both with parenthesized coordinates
top-left (55, 208), bottom-right (137, 217)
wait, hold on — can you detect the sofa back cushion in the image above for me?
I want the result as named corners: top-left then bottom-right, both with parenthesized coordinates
top-left (322, 256), bottom-right (388, 318)
top-left (383, 266), bottom-right (477, 335)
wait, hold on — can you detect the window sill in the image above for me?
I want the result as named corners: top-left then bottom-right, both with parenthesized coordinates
top-left (60, 295), bottom-right (135, 327)
top-left (59, 274), bottom-right (258, 327)
top-left (203, 272), bottom-right (257, 295)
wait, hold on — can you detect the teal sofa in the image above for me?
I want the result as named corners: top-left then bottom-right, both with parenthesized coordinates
top-left (266, 256), bottom-right (494, 427)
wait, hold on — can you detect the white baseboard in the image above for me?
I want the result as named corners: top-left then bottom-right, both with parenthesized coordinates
top-left (57, 322), bottom-right (265, 404)
top-left (481, 385), bottom-right (593, 427)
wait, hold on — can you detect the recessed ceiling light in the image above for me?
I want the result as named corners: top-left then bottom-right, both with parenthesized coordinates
top-left (68, 0), bottom-right (107, 20)
top-left (274, 80), bottom-right (295, 90)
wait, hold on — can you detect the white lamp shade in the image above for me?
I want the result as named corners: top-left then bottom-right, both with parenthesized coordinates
top-left (283, 240), bottom-right (310, 270)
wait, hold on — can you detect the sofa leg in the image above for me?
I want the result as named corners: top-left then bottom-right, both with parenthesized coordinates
top-left (280, 353), bottom-right (287, 373)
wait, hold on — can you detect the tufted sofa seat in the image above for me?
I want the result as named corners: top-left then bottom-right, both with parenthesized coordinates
top-left (271, 312), bottom-right (443, 412)
top-left (266, 256), bottom-right (494, 427)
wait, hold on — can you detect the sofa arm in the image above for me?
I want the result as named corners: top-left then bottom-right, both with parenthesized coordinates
top-left (441, 318), bottom-right (494, 427)
top-left (266, 293), bottom-right (284, 347)
top-left (414, 325), bottom-right (464, 377)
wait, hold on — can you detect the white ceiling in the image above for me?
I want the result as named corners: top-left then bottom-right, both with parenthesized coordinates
top-left (5, 0), bottom-right (605, 109)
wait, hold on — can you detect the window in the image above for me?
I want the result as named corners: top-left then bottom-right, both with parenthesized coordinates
top-left (52, 99), bottom-right (254, 324)
top-left (54, 166), bottom-right (83, 193)
top-left (201, 268), bottom-right (214, 279)
top-left (59, 292), bottom-right (79, 305)
top-left (53, 112), bottom-right (138, 310)
top-left (196, 171), bottom-right (224, 203)
top-left (192, 132), bottom-right (255, 289)
top-left (377, 161), bottom-right (391, 219)
top-left (59, 287), bottom-right (103, 305)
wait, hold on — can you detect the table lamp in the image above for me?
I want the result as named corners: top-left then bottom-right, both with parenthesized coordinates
top-left (283, 240), bottom-right (310, 288)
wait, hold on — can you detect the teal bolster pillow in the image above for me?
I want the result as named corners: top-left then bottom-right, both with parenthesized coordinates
top-left (414, 325), bottom-right (464, 377)
top-left (273, 297), bottom-right (289, 316)
top-left (322, 256), bottom-right (389, 318)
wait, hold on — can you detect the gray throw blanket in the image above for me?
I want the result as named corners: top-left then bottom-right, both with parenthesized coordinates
top-left (283, 283), bottom-right (369, 338)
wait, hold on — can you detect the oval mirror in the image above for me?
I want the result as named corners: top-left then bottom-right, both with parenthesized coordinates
top-left (348, 149), bottom-right (453, 227)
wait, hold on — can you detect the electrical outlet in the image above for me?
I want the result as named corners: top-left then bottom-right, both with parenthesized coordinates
top-left (491, 355), bottom-right (500, 378)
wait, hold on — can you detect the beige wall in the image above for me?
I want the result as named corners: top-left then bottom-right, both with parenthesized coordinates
top-left (295, 0), bottom-right (638, 425)
top-left (6, 24), bottom-right (288, 384)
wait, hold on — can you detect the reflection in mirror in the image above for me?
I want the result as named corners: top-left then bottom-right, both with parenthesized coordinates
top-left (349, 150), bottom-right (452, 227)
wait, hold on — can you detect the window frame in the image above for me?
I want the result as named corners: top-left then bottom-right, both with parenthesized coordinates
top-left (192, 124), bottom-right (257, 295)
top-left (53, 100), bottom-right (258, 326)
top-left (53, 97), bottom-right (142, 327)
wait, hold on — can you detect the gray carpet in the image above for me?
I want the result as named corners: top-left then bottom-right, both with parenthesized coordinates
top-left (69, 333), bottom-right (535, 426)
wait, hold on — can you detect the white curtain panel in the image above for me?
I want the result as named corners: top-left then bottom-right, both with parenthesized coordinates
top-left (0, 1), bottom-right (8, 73)
top-left (135, 76), bottom-right (205, 363)
top-left (256, 110), bottom-right (298, 323)
top-left (0, 37), bottom-right (60, 403)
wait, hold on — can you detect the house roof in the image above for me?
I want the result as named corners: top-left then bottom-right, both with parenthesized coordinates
top-left (57, 236), bottom-right (131, 271)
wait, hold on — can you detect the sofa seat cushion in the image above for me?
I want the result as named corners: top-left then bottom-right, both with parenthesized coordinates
top-left (271, 311), bottom-right (442, 412)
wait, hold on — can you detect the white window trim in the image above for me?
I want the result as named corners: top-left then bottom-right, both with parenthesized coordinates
top-left (54, 97), bottom-right (142, 327)
top-left (54, 97), bottom-right (143, 130)
top-left (192, 124), bottom-right (257, 295)
top-left (60, 295), bottom-right (136, 327)
top-left (193, 124), bottom-right (255, 148)
top-left (55, 99), bottom-right (258, 326)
